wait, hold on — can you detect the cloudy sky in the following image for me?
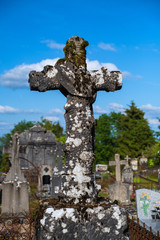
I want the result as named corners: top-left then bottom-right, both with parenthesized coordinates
top-left (0, 0), bottom-right (160, 136)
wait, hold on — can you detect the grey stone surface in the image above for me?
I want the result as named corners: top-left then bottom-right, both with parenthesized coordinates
top-left (1, 133), bottom-right (29, 215)
top-left (109, 154), bottom-right (128, 182)
top-left (109, 182), bottom-right (130, 203)
top-left (36, 204), bottom-right (128, 240)
top-left (122, 164), bottom-right (133, 184)
top-left (19, 124), bottom-right (58, 169)
top-left (18, 124), bottom-right (64, 197)
top-left (130, 158), bottom-right (138, 171)
top-left (29, 36), bottom-right (122, 204)
top-left (139, 153), bottom-right (148, 166)
top-left (109, 155), bottom-right (131, 203)
top-left (136, 189), bottom-right (160, 234)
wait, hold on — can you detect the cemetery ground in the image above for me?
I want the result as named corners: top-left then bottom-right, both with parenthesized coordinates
top-left (0, 167), bottom-right (159, 240)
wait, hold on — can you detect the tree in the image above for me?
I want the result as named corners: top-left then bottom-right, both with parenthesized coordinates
top-left (0, 120), bottom-right (35, 150)
top-left (94, 112), bottom-right (122, 164)
top-left (0, 153), bottom-right (10, 172)
top-left (117, 101), bottom-right (155, 158)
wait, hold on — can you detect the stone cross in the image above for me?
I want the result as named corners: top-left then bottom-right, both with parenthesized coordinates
top-left (29, 36), bottom-right (122, 203)
top-left (109, 154), bottom-right (128, 182)
top-left (2, 133), bottom-right (29, 214)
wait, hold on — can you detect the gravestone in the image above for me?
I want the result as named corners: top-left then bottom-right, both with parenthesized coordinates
top-left (139, 153), bottom-right (148, 166)
top-left (122, 156), bottom-right (133, 196)
top-left (1, 133), bottom-right (29, 215)
top-left (29, 37), bottom-right (122, 204)
top-left (130, 158), bottom-right (138, 171)
top-left (109, 154), bottom-right (131, 202)
top-left (29, 36), bottom-right (129, 239)
top-left (109, 154), bottom-right (128, 182)
top-left (136, 189), bottom-right (160, 234)
top-left (122, 156), bottom-right (133, 184)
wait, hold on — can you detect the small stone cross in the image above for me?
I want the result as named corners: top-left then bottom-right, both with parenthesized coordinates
top-left (29, 36), bottom-right (122, 203)
top-left (109, 154), bottom-right (128, 182)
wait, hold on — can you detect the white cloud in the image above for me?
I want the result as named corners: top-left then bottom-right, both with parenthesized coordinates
top-left (49, 108), bottom-right (64, 114)
top-left (148, 119), bottom-right (159, 125)
top-left (98, 43), bottom-right (116, 51)
top-left (0, 105), bottom-right (41, 114)
top-left (140, 104), bottom-right (160, 111)
top-left (0, 105), bottom-right (20, 113)
top-left (44, 116), bottom-right (59, 121)
top-left (93, 106), bottom-right (107, 114)
top-left (41, 40), bottom-right (65, 49)
top-left (122, 71), bottom-right (143, 80)
top-left (1, 57), bottom-right (140, 89)
top-left (108, 103), bottom-right (125, 112)
top-left (86, 59), bottom-right (119, 71)
top-left (0, 58), bottom-right (59, 88)
top-left (0, 122), bottom-right (9, 126)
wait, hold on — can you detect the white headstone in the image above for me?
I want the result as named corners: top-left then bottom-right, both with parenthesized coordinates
top-left (136, 189), bottom-right (160, 233)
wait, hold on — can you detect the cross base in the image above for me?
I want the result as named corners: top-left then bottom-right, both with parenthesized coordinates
top-left (36, 203), bottom-right (128, 240)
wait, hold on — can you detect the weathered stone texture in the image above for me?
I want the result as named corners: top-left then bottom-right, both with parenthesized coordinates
top-left (29, 36), bottom-right (122, 204)
top-left (36, 204), bottom-right (128, 240)
top-left (2, 133), bottom-right (29, 215)
top-left (109, 182), bottom-right (130, 203)
top-left (19, 124), bottom-right (58, 169)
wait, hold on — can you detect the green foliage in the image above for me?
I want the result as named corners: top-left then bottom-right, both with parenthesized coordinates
top-left (0, 153), bottom-right (10, 172)
top-left (95, 102), bottom-right (155, 164)
top-left (11, 120), bottom-right (35, 135)
top-left (117, 101), bottom-right (155, 158)
top-left (95, 112), bottom-right (122, 164)
top-left (0, 120), bottom-right (35, 151)
top-left (39, 117), bottom-right (64, 139)
top-left (147, 140), bottom-right (160, 165)
top-left (148, 158), bottom-right (155, 166)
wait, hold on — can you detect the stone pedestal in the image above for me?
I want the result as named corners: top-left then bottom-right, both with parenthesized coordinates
top-left (109, 182), bottom-right (130, 203)
top-left (2, 182), bottom-right (29, 214)
top-left (35, 204), bottom-right (128, 240)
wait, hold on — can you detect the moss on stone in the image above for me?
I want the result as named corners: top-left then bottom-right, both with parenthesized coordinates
top-left (56, 37), bottom-right (89, 68)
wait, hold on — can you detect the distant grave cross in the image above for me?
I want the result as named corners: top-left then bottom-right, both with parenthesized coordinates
top-left (109, 154), bottom-right (128, 182)
top-left (29, 36), bottom-right (122, 203)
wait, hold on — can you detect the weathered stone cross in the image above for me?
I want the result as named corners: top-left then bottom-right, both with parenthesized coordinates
top-left (109, 154), bottom-right (128, 182)
top-left (29, 36), bottom-right (122, 203)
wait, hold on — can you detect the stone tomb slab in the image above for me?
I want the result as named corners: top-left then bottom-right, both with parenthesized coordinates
top-left (136, 189), bottom-right (160, 234)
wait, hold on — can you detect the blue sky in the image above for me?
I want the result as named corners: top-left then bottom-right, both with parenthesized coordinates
top-left (0, 0), bottom-right (160, 136)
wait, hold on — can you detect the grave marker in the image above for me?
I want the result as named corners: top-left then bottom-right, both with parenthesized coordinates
top-left (2, 133), bottom-right (29, 215)
top-left (109, 154), bottom-right (128, 182)
top-left (109, 154), bottom-right (131, 202)
top-left (136, 189), bottom-right (160, 233)
top-left (29, 36), bottom-right (122, 203)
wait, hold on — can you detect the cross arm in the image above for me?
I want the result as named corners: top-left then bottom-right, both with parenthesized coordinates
top-left (90, 67), bottom-right (122, 92)
top-left (29, 65), bottom-right (61, 92)
top-left (109, 161), bottom-right (116, 166)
